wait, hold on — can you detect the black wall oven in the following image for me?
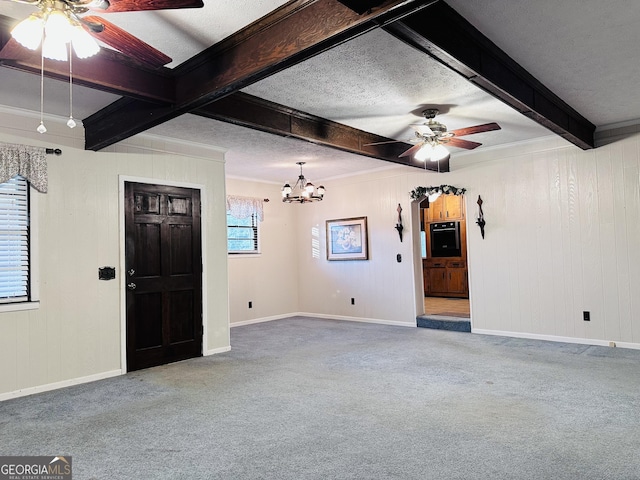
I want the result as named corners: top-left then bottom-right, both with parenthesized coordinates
top-left (430, 221), bottom-right (461, 257)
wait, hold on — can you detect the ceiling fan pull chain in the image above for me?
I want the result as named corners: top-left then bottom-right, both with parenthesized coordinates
top-left (67, 43), bottom-right (76, 129)
top-left (37, 31), bottom-right (47, 135)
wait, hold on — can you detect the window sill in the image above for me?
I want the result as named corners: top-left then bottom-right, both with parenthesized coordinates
top-left (228, 253), bottom-right (262, 258)
top-left (0, 301), bottom-right (40, 313)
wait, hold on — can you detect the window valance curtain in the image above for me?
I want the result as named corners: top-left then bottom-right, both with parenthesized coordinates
top-left (0, 142), bottom-right (48, 193)
top-left (226, 195), bottom-right (264, 221)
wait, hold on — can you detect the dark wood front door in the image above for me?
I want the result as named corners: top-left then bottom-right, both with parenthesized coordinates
top-left (125, 182), bottom-right (203, 372)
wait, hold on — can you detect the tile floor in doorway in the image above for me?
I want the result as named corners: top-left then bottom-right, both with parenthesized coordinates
top-left (424, 296), bottom-right (470, 318)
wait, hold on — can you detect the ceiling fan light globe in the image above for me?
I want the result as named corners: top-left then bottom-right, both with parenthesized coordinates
top-left (414, 143), bottom-right (433, 162)
top-left (71, 25), bottom-right (100, 58)
top-left (431, 144), bottom-right (449, 162)
top-left (44, 10), bottom-right (74, 45)
top-left (42, 34), bottom-right (68, 61)
top-left (12, 14), bottom-right (45, 51)
top-left (317, 186), bottom-right (325, 196)
top-left (89, 0), bottom-right (111, 10)
top-left (428, 192), bottom-right (441, 203)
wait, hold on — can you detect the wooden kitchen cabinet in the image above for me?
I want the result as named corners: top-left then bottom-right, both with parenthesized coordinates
top-left (424, 259), bottom-right (468, 298)
top-left (426, 194), bottom-right (464, 221)
top-left (446, 261), bottom-right (468, 295)
top-left (421, 196), bottom-right (468, 298)
top-left (426, 261), bottom-right (447, 294)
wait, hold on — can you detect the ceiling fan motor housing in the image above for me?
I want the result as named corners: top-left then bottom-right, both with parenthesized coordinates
top-left (428, 122), bottom-right (447, 136)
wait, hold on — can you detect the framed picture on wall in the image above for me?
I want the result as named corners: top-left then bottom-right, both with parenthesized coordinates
top-left (326, 217), bottom-right (369, 261)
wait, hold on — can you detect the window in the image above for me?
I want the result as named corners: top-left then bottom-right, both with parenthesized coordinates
top-left (226, 212), bottom-right (259, 253)
top-left (0, 175), bottom-right (30, 303)
top-left (226, 195), bottom-right (263, 255)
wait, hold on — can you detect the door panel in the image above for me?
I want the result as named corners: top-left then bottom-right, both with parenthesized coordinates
top-left (135, 223), bottom-right (161, 276)
top-left (169, 290), bottom-right (195, 343)
top-left (134, 292), bottom-right (163, 349)
top-left (170, 224), bottom-right (193, 274)
top-left (125, 182), bottom-right (203, 372)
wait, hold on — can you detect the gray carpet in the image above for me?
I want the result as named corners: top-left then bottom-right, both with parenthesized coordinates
top-left (1, 317), bottom-right (639, 479)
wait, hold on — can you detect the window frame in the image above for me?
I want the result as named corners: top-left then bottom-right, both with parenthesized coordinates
top-left (226, 211), bottom-right (261, 255)
top-left (0, 176), bottom-right (39, 312)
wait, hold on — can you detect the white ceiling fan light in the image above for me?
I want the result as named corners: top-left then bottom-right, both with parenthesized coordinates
top-left (71, 25), bottom-right (100, 59)
top-left (11, 5), bottom-right (101, 61)
top-left (11, 13), bottom-right (45, 51)
top-left (414, 143), bottom-right (433, 162)
top-left (431, 144), bottom-right (449, 162)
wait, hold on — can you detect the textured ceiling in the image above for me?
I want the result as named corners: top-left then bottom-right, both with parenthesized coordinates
top-left (0, 0), bottom-right (639, 183)
top-left (446, 0), bottom-right (640, 128)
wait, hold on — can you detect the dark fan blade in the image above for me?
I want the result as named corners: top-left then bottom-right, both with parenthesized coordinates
top-left (449, 122), bottom-right (501, 137)
top-left (83, 15), bottom-right (171, 68)
top-left (363, 140), bottom-right (403, 146)
top-left (445, 137), bottom-right (482, 150)
top-left (399, 142), bottom-right (425, 158)
top-left (92, 0), bottom-right (204, 13)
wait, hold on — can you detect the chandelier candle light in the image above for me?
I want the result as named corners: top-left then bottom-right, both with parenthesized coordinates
top-left (281, 162), bottom-right (325, 203)
top-left (11, 0), bottom-right (101, 133)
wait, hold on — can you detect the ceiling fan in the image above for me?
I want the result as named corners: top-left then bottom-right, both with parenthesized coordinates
top-left (2, 0), bottom-right (204, 68)
top-left (367, 109), bottom-right (501, 162)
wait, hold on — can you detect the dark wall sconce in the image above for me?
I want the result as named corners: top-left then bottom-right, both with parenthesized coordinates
top-left (476, 195), bottom-right (486, 239)
top-left (395, 203), bottom-right (404, 242)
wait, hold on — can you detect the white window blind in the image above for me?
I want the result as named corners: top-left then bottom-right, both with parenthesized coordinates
top-left (227, 212), bottom-right (259, 253)
top-left (0, 176), bottom-right (29, 303)
top-left (226, 196), bottom-right (262, 254)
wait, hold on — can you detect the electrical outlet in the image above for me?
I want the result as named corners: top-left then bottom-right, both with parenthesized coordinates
top-left (248, 301), bottom-right (252, 309)
top-left (583, 311), bottom-right (590, 321)
top-left (351, 298), bottom-right (355, 305)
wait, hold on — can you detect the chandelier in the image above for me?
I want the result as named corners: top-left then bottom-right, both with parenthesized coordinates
top-left (281, 162), bottom-right (325, 203)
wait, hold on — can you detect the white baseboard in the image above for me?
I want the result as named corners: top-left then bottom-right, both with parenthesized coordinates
top-left (231, 312), bottom-right (415, 328)
top-left (204, 346), bottom-right (231, 356)
top-left (472, 328), bottom-right (640, 350)
top-left (0, 369), bottom-right (123, 402)
top-left (230, 313), bottom-right (300, 327)
top-left (297, 312), bottom-right (416, 328)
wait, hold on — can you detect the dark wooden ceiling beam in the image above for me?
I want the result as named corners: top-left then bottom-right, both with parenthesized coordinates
top-left (383, 1), bottom-right (595, 149)
top-left (194, 92), bottom-right (448, 172)
top-left (83, 0), bottom-right (437, 151)
top-left (0, 16), bottom-right (174, 103)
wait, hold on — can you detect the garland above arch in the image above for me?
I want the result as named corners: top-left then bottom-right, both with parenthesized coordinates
top-left (410, 185), bottom-right (466, 201)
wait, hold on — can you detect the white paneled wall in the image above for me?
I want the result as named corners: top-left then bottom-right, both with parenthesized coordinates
top-left (0, 111), bottom-right (229, 399)
top-left (226, 178), bottom-right (299, 324)
top-left (295, 167), bottom-right (420, 326)
top-left (456, 136), bottom-right (640, 346)
top-left (292, 134), bottom-right (640, 346)
top-left (2, 105), bottom-right (639, 399)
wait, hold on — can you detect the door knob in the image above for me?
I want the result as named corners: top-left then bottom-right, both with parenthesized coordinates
top-left (127, 283), bottom-right (137, 290)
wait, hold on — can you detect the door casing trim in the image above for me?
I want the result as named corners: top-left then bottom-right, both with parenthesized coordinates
top-left (119, 175), bottom-right (208, 372)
